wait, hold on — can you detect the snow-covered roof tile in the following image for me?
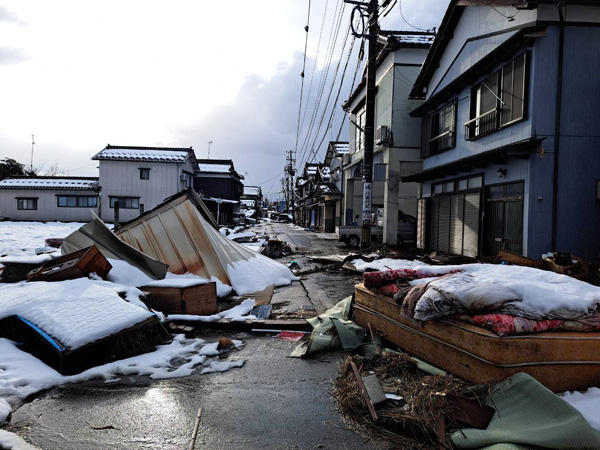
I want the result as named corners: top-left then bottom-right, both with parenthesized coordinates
top-left (243, 186), bottom-right (261, 196)
top-left (92, 145), bottom-right (192, 163)
top-left (197, 163), bottom-right (232, 173)
top-left (334, 143), bottom-right (349, 155)
top-left (0, 177), bottom-right (99, 190)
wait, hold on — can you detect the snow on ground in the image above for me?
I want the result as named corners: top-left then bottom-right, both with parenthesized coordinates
top-left (0, 430), bottom-right (39, 449)
top-left (0, 335), bottom-right (245, 423)
top-left (0, 221), bottom-right (84, 256)
top-left (0, 399), bottom-right (10, 424)
top-left (560, 388), bottom-right (600, 431)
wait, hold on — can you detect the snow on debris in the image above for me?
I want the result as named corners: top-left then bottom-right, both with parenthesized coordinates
top-left (0, 254), bottom-right (53, 265)
top-left (227, 256), bottom-right (298, 296)
top-left (560, 388), bottom-right (600, 431)
top-left (93, 148), bottom-right (189, 162)
top-left (0, 334), bottom-right (246, 423)
top-left (0, 177), bottom-right (98, 190)
top-left (361, 261), bottom-right (600, 318)
top-left (198, 163), bottom-right (231, 173)
top-left (0, 279), bottom-right (153, 350)
top-left (168, 298), bottom-right (257, 322)
top-left (0, 399), bottom-right (10, 424)
top-left (350, 258), bottom-right (426, 272)
top-left (107, 259), bottom-right (232, 298)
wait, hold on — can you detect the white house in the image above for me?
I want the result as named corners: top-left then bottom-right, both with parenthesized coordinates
top-left (91, 145), bottom-right (198, 223)
top-left (0, 177), bottom-right (99, 222)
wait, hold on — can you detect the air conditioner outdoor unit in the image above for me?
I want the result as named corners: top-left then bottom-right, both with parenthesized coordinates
top-left (342, 154), bottom-right (351, 166)
top-left (375, 125), bottom-right (389, 144)
top-left (180, 174), bottom-right (188, 181)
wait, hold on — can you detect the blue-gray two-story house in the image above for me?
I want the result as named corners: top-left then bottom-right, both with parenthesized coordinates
top-left (403, 0), bottom-right (600, 261)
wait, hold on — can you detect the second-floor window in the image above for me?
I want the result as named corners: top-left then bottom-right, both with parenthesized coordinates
top-left (109, 196), bottom-right (139, 209)
top-left (430, 102), bottom-right (456, 154)
top-left (466, 52), bottom-right (527, 140)
top-left (139, 168), bottom-right (150, 180)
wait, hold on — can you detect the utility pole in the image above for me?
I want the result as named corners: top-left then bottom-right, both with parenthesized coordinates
top-left (30, 134), bottom-right (35, 174)
top-left (284, 149), bottom-right (297, 220)
top-left (346, 0), bottom-right (378, 249)
top-left (207, 140), bottom-right (213, 159)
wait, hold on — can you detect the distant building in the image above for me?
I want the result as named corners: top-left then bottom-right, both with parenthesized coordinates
top-left (92, 145), bottom-right (197, 223)
top-left (240, 186), bottom-right (263, 217)
top-left (193, 159), bottom-right (243, 225)
top-left (0, 177), bottom-right (99, 222)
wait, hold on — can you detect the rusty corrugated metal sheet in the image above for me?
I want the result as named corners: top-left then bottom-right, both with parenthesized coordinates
top-left (114, 190), bottom-right (258, 285)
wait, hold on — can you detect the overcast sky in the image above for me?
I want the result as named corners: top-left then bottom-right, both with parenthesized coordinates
top-left (0, 0), bottom-right (447, 199)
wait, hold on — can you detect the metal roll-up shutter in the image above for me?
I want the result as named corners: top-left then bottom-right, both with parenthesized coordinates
top-left (450, 193), bottom-right (465, 255)
top-left (438, 196), bottom-right (451, 253)
top-left (428, 197), bottom-right (439, 251)
top-left (417, 198), bottom-right (427, 250)
top-left (463, 192), bottom-right (481, 257)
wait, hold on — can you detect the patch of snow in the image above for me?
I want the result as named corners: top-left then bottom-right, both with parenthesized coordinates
top-left (227, 256), bottom-right (298, 295)
top-left (201, 360), bottom-right (245, 374)
top-left (168, 299), bottom-right (256, 322)
top-left (142, 274), bottom-right (210, 289)
top-left (0, 430), bottom-right (39, 449)
top-left (560, 388), bottom-right (600, 431)
top-left (0, 279), bottom-right (153, 350)
top-left (243, 186), bottom-right (261, 196)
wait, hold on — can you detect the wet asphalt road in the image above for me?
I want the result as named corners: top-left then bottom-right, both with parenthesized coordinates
top-left (7, 223), bottom-right (380, 450)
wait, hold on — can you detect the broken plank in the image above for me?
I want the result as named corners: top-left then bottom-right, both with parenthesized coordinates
top-left (167, 318), bottom-right (311, 332)
top-left (350, 361), bottom-right (379, 421)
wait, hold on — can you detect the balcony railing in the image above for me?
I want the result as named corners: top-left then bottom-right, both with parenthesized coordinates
top-left (428, 129), bottom-right (454, 154)
top-left (464, 108), bottom-right (499, 140)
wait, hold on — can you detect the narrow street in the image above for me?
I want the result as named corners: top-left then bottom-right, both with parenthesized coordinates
top-left (7, 223), bottom-right (379, 450)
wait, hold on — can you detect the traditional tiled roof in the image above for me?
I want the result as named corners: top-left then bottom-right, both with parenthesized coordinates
top-left (196, 159), bottom-right (233, 173)
top-left (92, 145), bottom-right (193, 163)
top-left (243, 186), bottom-right (261, 196)
top-left (0, 176), bottom-right (99, 190)
top-left (333, 142), bottom-right (349, 155)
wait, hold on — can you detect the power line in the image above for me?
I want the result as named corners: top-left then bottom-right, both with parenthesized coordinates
top-left (294, 0), bottom-right (312, 156)
top-left (296, 1), bottom-right (345, 167)
top-left (297, 2), bottom-right (348, 168)
top-left (398, 0), bottom-right (431, 32)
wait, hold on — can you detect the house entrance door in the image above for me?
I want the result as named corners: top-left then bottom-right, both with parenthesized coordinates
top-left (483, 182), bottom-right (524, 256)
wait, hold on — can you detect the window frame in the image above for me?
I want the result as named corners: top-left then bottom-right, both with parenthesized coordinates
top-left (109, 196), bottom-right (140, 209)
top-left (465, 52), bottom-right (528, 140)
top-left (17, 197), bottom-right (38, 210)
top-left (139, 168), bottom-right (150, 180)
top-left (56, 195), bottom-right (98, 208)
top-left (429, 100), bottom-right (457, 154)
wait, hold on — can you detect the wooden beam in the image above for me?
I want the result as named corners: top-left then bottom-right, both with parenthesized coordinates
top-left (350, 361), bottom-right (379, 421)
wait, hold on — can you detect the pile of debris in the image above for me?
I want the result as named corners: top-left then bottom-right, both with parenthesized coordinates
top-left (334, 352), bottom-right (491, 449)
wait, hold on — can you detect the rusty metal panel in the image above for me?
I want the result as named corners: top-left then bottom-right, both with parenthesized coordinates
top-left (114, 191), bottom-right (237, 284)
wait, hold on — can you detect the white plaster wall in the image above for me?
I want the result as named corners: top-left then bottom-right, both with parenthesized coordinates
top-left (98, 159), bottom-right (193, 222)
top-left (0, 189), bottom-right (99, 222)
